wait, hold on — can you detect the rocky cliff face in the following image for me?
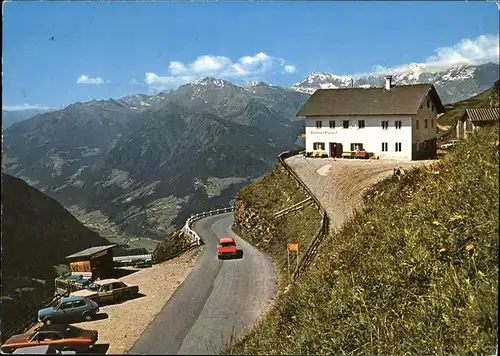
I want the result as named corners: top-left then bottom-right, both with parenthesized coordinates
top-left (489, 80), bottom-right (499, 108)
top-left (232, 198), bottom-right (276, 251)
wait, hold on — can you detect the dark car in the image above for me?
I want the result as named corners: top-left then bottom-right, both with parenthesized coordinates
top-left (38, 296), bottom-right (99, 325)
top-left (0, 324), bottom-right (98, 354)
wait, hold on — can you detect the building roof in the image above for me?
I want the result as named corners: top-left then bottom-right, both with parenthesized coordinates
top-left (296, 84), bottom-right (445, 117)
top-left (465, 108), bottom-right (499, 122)
top-left (65, 245), bottom-right (116, 259)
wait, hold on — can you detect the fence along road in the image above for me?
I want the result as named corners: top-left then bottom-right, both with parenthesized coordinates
top-left (129, 212), bottom-right (277, 355)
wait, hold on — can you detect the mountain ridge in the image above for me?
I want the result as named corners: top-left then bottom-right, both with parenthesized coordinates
top-left (2, 63), bottom-right (497, 239)
top-left (289, 62), bottom-right (499, 104)
top-left (2, 79), bottom-right (308, 239)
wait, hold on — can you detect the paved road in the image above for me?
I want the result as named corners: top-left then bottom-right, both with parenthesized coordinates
top-left (129, 213), bottom-right (277, 355)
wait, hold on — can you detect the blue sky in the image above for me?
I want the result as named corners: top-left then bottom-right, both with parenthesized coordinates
top-left (3, 1), bottom-right (499, 110)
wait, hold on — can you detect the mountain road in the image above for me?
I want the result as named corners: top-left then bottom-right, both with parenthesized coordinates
top-left (129, 212), bottom-right (277, 355)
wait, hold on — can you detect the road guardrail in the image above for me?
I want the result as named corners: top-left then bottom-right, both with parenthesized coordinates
top-left (277, 150), bottom-right (330, 280)
top-left (182, 206), bottom-right (235, 245)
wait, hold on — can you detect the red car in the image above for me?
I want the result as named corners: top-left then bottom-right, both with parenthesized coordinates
top-left (0, 324), bottom-right (98, 354)
top-left (217, 237), bottom-right (242, 260)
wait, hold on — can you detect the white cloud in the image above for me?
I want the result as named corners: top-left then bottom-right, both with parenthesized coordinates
top-left (2, 104), bottom-right (53, 111)
top-left (191, 55), bottom-right (231, 74)
top-left (168, 61), bottom-right (188, 75)
top-left (365, 34), bottom-right (499, 76)
top-left (76, 74), bottom-right (105, 85)
top-left (129, 78), bottom-right (139, 85)
top-left (144, 72), bottom-right (196, 90)
top-left (144, 52), bottom-right (296, 91)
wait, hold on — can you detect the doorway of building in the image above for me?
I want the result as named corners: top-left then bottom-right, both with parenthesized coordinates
top-left (329, 143), bottom-right (343, 158)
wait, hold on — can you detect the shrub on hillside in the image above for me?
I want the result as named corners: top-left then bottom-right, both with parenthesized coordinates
top-left (152, 230), bottom-right (194, 263)
top-left (227, 127), bottom-right (498, 354)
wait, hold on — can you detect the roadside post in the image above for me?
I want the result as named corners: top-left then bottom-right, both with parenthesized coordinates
top-left (287, 243), bottom-right (299, 281)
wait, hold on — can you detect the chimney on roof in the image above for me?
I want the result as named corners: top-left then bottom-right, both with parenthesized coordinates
top-left (385, 75), bottom-right (393, 90)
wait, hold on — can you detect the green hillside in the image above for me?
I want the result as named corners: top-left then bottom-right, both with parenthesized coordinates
top-left (437, 86), bottom-right (493, 128)
top-left (225, 126), bottom-right (499, 354)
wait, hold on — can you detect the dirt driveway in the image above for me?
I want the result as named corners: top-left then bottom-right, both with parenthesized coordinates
top-left (285, 156), bottom-right (433, 232)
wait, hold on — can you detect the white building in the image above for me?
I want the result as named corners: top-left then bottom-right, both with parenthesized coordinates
top-left (296, 76), bottom-right (445, 160)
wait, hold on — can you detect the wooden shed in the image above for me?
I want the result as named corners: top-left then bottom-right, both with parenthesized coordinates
top-left (456, 108), bottom-right (499, 139)
top-left (65, 244), bottom-right (116, 280)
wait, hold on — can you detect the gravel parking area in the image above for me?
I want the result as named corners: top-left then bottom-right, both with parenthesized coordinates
top-left (29, 247), bottom-right (202, 354)
top-left (285, 156), bottom-right (434, 232)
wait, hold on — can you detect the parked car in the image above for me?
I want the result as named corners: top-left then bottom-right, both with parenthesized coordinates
top-left (54, 273), bottom-right (92, 296)
top-left (38, 296), bottom-right (99, 325)
top-left (12, 344), bottom-right (75, 354)
top-left (0, 324), bottom-right (98, 354)
top-left (70, 278), bottom-right (139, 306)
top-left (217, 237), bottom-right (243, 260)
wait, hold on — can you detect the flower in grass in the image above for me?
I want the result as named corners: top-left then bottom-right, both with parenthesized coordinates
top-left (465, 243), bottom-right (474, 252)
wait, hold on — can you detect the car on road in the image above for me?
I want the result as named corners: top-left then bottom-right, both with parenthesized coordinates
top-left (38, 296), bottom-right (99, 325)
top-left (0, 324), bottom-right (98, 354)
top-left (217, 237), bottom-right (243, 260)
top-left (70, 278), bottom-right (139, 306)
top-left (11, 344), bottom-right (76, 354)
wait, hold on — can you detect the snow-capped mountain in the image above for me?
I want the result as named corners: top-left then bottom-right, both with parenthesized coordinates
top-left (290, 62), bottom-right (499, 104)
top-left (119, 92), bottom-right (169, 110)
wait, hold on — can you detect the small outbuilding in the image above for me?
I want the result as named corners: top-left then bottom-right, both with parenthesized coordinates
top-left (456, 108), bottom-right (499, 139)
top-left (65, 244), bottom-right (116, 280)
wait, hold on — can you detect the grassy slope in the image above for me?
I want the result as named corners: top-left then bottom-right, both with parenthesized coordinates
top-left (437, 86), bottom-right (492, 128)
top-left (233, 166), bottom-right (322, 286)
top-left (226, 127), bottom-right (498, 354)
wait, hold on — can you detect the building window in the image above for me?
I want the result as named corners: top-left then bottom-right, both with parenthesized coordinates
top-left (423, 141), bottom-right (428, 149)
top-left (395, 120), bottom-right (402, 129)
top-left (381, 142), bottom-right (388, 152)
top-left (381, 120), bottom-right (389, 129)
top-left (427, 99), bottom-right (430, 108)
top-left (432, 105), bottom-right (434, 112)
top-left (329, 120), bottom-right (335, 129)
top-left (358, 120), bottom-right (365, 129)
top-left (416, 120), bottom-right (419, 130)
top-left (313, 142), bottom-right (325, 150)
top-left (431, 119), bottom-right (434, 128)
top-left (424, 119), bottom-right (428, 129)
top-left (395, 142), bottom-right (402, 152)
top-left (350, 143), bottom-right (363, 151)
top-left (416, 142), bottom-right (420, 151)
top-left (343, 120), bottom-right (349, 129)
top-left (316, 120), bottom-right (322, 129)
